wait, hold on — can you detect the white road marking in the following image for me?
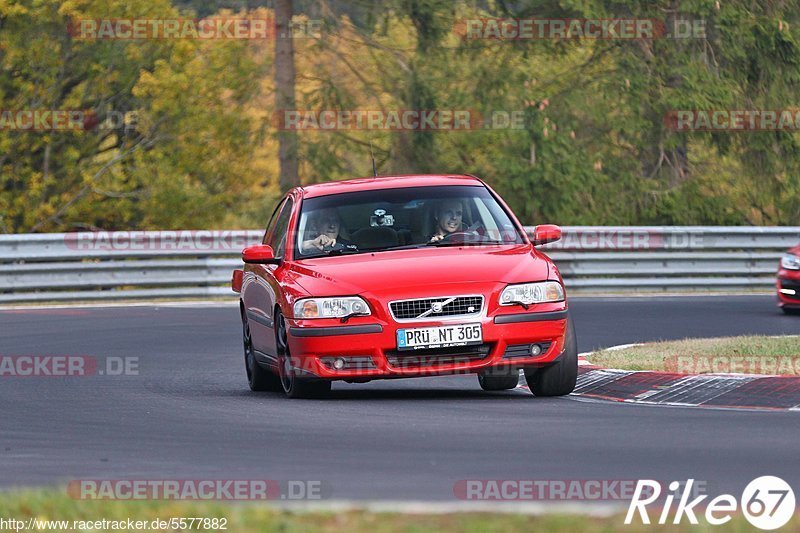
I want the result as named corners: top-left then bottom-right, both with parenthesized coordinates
top-left (267, 499), bottom-right (624, 516)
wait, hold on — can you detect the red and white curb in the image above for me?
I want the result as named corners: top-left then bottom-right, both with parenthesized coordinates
top-left (572, 345), bottom-right (800, 411)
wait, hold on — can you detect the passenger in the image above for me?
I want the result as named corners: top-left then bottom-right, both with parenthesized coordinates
top-left (428, 200), bottom-right (465, 243)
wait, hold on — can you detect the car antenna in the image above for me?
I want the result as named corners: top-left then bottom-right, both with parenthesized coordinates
top-left (369, 139), bottom-right (378, 177)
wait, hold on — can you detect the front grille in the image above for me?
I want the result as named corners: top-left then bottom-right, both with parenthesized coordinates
top-left (385, 343), bottom-right (491, 368)
top-left (390, 295), bottom-right (483, 321)
top-left (503, 341), bottom-right (553, 359)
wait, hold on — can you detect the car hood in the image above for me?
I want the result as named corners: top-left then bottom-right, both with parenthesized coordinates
top-left (290, 244), bottom-right (551, 298)
top-left (789, 245), bottom-right (800, 256)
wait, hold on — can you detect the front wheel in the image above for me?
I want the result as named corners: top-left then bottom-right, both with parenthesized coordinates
top-left (243, 316), bottom-right (282, 392)
top-left (524, 315), bottom-right (578, 397)
top-left (275, 312), bottom-right (332, 399)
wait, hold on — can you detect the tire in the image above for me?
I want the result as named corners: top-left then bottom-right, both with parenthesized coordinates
top-left (782, 307), bottom-right (800, 315)
top-left (242, 314), bottom-right (282, 392)
top-left (524, 314), bottom-right (578, 397)
top-left (478, 369), bottom-right (520, 391)
top-left (275, 311), bottom-right (332, 399)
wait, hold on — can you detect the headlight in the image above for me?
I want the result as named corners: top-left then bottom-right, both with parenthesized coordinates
top-left (293, 297), bottom-right (371, 319)
top-left (500, 281), bottom-right (564, 305)
top-left (781, 254), bottom-right (800, 270)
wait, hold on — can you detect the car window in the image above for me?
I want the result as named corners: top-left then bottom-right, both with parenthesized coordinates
top-left (296, 185), bottom-right (525, 259)
top-left (269, 198), bottom-right (294, 258)
top-left (262, 198), bottom-right (287, 245)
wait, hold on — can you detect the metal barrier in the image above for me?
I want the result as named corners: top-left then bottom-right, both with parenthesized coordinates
top-left (0, 227), bottom-right (797, 302)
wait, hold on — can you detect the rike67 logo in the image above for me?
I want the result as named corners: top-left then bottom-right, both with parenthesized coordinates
top-left (626, 476), bottom-right (796, 530)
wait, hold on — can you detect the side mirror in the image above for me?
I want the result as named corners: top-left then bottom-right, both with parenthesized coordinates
top-left (532, 224), bottom-right (562, 246)
top-left (242, 245), bottom-right (279, 264)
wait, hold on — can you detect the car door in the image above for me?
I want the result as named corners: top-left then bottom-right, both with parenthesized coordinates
top-left (243, 196), bottom-right (294, 361)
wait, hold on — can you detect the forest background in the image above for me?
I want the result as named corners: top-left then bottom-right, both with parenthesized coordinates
top-left (2, 0), bottom-right (799, 233)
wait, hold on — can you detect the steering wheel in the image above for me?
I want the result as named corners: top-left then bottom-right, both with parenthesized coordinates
top-left (322, 241), bottom-right (347, 251)
top-left (440, 230), bottom-right (477, 243)
top-left (466, 220), bottom-right (486, 235)
top-left (322, 240), bottom-right (358, 252)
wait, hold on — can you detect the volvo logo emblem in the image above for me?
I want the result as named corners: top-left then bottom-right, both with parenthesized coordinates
top-left (431, 302), bottom-right (444, 313)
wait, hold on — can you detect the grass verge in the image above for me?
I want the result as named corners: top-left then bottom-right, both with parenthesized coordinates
top-left (587, 335), bottom-right (800, 374)
top-left (0, 489), bottom-right (792, 532)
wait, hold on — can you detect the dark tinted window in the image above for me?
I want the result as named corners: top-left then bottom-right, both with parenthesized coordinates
top-left (296, 185), bottom-right (525, 258)
top-left (269, 199), bottom-right (294, 258)
top-left (262, 198), bottom-right (287, 245)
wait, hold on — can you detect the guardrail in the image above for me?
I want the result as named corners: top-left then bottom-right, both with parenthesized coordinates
top-left (541, 226), bottom-right (798, 292)
top-left (0, 227), bottom-right (797, 303)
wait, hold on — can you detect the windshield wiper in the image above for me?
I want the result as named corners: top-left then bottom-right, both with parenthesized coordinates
top-left (340, 311), bottom-right (370, 324)
top-left (377, 243), bottom-right (430, 252)
top-left (325, 247), bottom-right (362, 256)
top-left (309, 239), bottom-right (508, 256)
top-left (427, 238), bottom-right (507, 247)
top-left (300, 247), bottom-right (362, 259)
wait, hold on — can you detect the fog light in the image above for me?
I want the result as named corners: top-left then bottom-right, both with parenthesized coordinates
top-left (530, 344), bottom-right (542, 356)
top-left (779, 288), bottom-right (797, 295)
top-left (332, 358), bottom-right (346, 370)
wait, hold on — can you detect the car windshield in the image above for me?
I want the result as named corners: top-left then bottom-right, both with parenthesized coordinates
top-left (295, 185), bottom-right (526, 259)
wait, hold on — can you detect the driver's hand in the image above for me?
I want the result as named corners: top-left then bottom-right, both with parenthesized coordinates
top-left (429, 234), bottom-right (445, 243)
top-left (302, 235), bottom-right (336, 252)
top-left (311, 234), bottom-right (336, 250)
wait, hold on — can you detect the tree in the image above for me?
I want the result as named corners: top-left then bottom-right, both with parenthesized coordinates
top-left (275, 0), bottom-right (300, 191)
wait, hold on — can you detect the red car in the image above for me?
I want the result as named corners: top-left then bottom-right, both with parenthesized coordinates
top-left (777, 244), bottom-right (800, 314)
top-left (232, 175), bottom-right (576, 398)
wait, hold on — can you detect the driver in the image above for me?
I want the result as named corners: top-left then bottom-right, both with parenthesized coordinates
top-left (301, 208), bottom-right (350, 252)
top-left (428, 200), bottom-right (465, 243)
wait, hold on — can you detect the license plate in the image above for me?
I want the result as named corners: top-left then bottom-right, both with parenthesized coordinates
top-left (396, 323), bottom-right (482, 351)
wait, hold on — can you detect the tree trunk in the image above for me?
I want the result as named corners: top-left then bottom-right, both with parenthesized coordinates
top-left (275, 0), bottom-right (299, 191)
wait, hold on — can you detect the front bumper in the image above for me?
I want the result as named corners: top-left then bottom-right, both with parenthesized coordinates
top-left (285, 305), bottom-right (569, 380)
top-left (777, 270), bottom-right (800, 308)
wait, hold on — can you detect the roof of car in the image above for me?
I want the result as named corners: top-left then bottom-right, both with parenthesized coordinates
top-left (299, 174), bottom-right (484, 199)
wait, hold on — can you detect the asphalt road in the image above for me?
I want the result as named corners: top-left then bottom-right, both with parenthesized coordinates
top-left (1, 295), bottom-right (799, 502)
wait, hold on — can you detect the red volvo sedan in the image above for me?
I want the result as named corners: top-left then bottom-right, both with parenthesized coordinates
top-left (232, 175), bottom-right (576, 398)
top-left (777, 244), bottom-right (800, 314)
